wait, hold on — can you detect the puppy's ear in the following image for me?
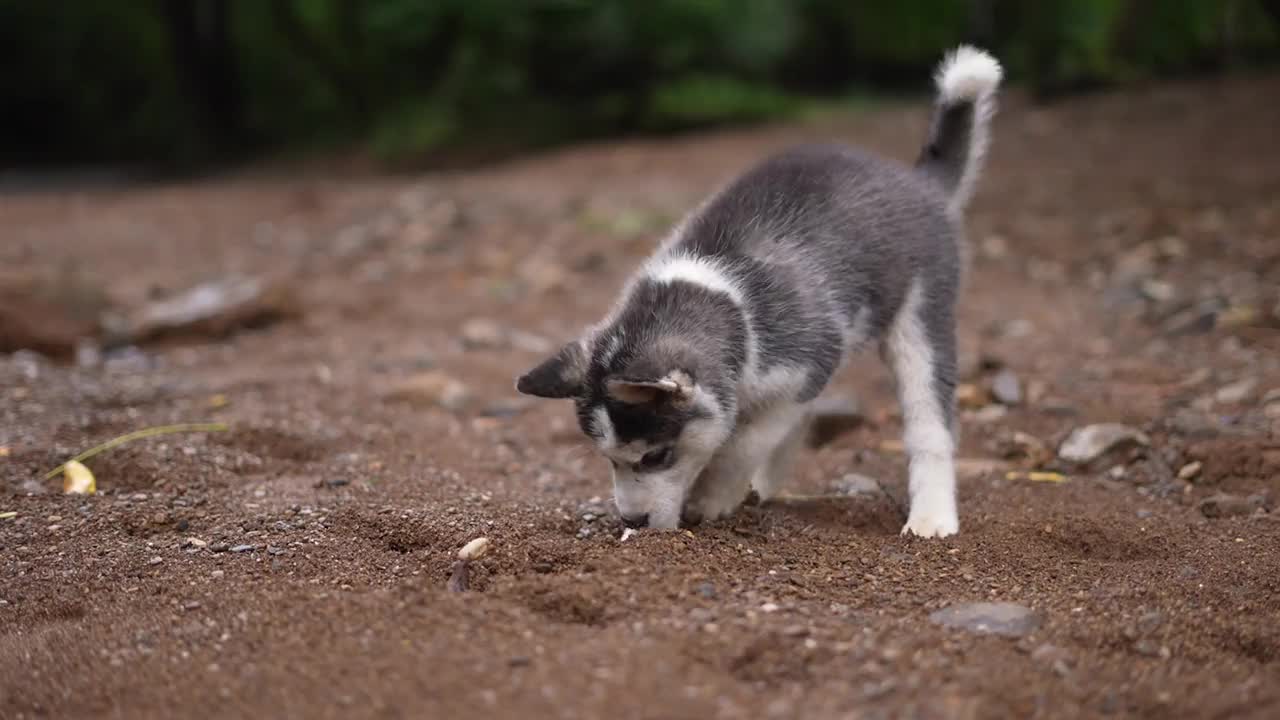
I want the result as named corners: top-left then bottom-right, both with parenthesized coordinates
top-left (606, 369), bottom-right (694, 405)
top-left (515, 341), bottom-right (588, 399)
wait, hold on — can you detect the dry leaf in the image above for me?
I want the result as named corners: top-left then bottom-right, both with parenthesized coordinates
top-left (1006, 471), bottom-right (1067, 483)
top-left (63, 460), bottom-right (96, 494)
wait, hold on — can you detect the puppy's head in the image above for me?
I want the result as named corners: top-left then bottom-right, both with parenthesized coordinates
top-left (516, 336), bottom-right (730, 529)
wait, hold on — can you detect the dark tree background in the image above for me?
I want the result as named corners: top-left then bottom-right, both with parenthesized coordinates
top-left (1, 0), bottom-right (1276, 169)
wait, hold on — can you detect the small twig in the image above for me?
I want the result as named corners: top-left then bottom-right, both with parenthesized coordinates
top-left (446, 561), bottom-right (471, 593)
top-left (43, 423), bottom-right (229, 480)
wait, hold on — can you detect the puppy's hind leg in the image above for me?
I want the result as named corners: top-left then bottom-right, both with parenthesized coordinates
top-left (885, 281), bottom-right (959, 538)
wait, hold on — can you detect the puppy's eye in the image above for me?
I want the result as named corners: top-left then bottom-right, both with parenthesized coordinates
top-left (634, 447), bottom-right (673, 473)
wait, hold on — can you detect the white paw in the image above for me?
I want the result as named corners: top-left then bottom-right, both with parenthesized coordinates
top-left (685, 492), bottom-right (745, 524)
top-left (900, 504), bottom-right (959, 538)
top-left (748, 474), bottom-right (779, 503)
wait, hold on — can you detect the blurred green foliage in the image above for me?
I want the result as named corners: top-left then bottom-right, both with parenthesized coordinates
top-left (1, 0), bottom-right (1276, 168)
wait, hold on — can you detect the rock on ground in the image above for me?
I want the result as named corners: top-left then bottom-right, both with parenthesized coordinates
top-left (1058, 424), bottom-right (1150, 464)
top-left (929, 602), bottom-right (1043, 638)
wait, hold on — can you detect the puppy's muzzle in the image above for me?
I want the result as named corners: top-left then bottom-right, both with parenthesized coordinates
top-left (620, 513), bottom-right (650, 529)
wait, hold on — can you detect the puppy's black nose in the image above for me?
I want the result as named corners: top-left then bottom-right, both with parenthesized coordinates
top-left (621, 513), bottom-right (649, 529)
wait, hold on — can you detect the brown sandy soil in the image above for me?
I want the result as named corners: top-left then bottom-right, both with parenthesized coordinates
top-left (3, 73), bottom-right (1280, 720)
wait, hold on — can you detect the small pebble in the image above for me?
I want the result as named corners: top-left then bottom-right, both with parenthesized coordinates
top-left (1059, 424), bottom-right (1149, 464)
top-left (1177, 461), bottom-right (1202, 481)
top-left (991, 369), bottom-right (1022, 406)
top-left (229, 544), bottom-right (256, 553)
top-left (971, 404), bottom-right (1008, 423)
top-left (831, 473), bottom-right (880, 497)
top-left (1215, 378), bottom-right (1258, 405)
top-left (148, 556), bottom-right (163, 566)
top-left (1198, 493), bottom-right (1264, 519)
top-left (460, 318), bottom-right (507, 350)
top-left (386, 371), bottom-right (471, 411)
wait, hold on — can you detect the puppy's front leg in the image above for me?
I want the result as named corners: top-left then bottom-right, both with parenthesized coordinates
top-left (684, 449), bottom-right (753, 525)
top-left (684, 402), bottom-right (808, 523)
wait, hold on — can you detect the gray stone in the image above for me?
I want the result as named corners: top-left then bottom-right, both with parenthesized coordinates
top-left (929, 601), bottom-right (1043, 638)
top-left (830, 473), bottom-right (880, 496)
top-left (1139, 279), bottom-right (1176, 303)
top-left (1198, 493), bottom-right (1265, 519)
top-left (991, 369), bottom-right (1022, 406)
top-left (385, 371), bottom-right (471, 411)
top-left (1167, 408), bottom-right (1220, 439)
top-left (1058, 424), bottom-right (1150, 464)
top-left (229, 544), bottom-right (256, 553)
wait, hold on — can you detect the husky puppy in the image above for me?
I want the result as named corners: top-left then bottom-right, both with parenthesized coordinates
top-left (516, 47), bottom-right (1002, 537)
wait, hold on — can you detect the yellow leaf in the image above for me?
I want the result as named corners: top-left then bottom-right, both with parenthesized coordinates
top-left (1006, 471), bottom-right (1067, 483)
top-left (63, 460), bottom-right (97, 494)
top-left (0, 511), bottom-right (16, 520)
top-left (208, 394), bottom-right (229, 409)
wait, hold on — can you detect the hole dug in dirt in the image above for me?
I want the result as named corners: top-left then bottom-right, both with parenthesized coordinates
top-left (329, 509), bottom-right (442, 555)
top-left (214, 426), bottom-right (330, 464)
top-left (519, 581), bottom-right (612, 627)
top-left (1032, 517), bottom-right (1171, 562)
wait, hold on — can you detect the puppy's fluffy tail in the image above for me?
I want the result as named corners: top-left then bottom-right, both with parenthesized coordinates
top-left (916, 45), bottom-right (1003, 215)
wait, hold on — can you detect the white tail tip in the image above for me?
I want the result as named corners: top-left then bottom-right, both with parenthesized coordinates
top-left (935, 45), bottom-right (1003, 104)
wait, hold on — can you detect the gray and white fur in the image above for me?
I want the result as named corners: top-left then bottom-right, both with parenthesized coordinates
top-left (516, 46), bottom-right (1002, 537)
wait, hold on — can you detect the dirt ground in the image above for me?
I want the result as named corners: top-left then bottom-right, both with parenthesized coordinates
top-left (3, 73), bottom-right (1280, 720)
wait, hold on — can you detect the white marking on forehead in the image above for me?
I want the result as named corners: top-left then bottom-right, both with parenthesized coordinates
top-left (644, 253), bottom-right (744, 305)
top-left (592, 406), bottom-right (617, 451)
